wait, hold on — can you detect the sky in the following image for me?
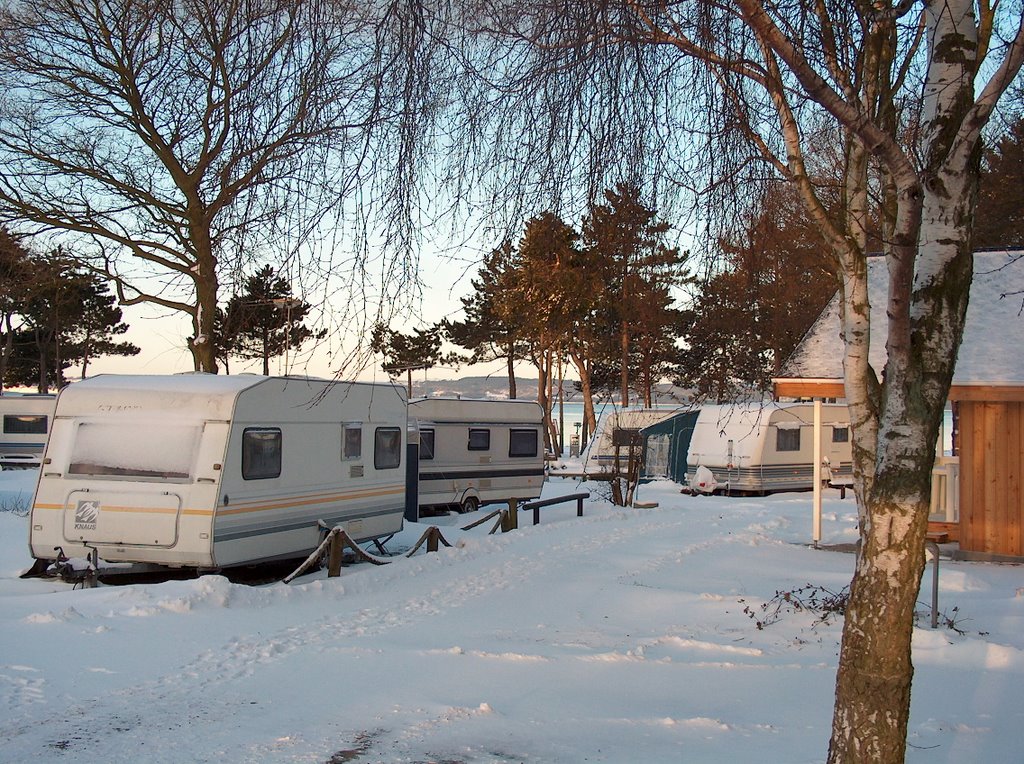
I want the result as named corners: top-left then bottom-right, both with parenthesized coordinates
top-left (1, 466), bottom-right (1022, 763)
top-left (82, 249), bottom-right (492, 383)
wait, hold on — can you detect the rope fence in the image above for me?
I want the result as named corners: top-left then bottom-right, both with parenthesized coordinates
top-left (284, 491), bottom-right (590, 583)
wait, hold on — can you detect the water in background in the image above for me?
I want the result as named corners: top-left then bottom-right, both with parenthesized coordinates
top-left (546, 401), bottom-right (955, 458)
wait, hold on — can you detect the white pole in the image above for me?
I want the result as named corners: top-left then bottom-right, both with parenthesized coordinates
top-left (812, 398), bottom-right (822, 546)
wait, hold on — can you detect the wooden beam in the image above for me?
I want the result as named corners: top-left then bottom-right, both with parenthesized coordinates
top-left (948, 385), bottom-right (1024, 402)
top-left (772, 380), bottom-right (846, 399)
top-left (773, 380), bottom-right (1024, 402)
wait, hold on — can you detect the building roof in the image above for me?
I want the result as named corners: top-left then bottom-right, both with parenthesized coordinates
top-left (777, 250), bottom-right (1024, 395)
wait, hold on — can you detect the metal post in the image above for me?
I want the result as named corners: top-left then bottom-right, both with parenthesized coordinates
top-left (812, 399), bottom-right (822, 547)
top-left (576, 496), bottom-right (584, 517)
top-left (927, 540), bottom-right (940, 628)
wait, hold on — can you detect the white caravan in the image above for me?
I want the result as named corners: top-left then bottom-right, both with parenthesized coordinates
top-left (28, 375), bottom-right (407, 570)
top-left (409, 397), bottom-right (545, 513)
top-left (686, 402), bottom-right (853, 494)
top-left (0, 393), bottom-right (56, 468)
top-left (582, 408), bottom-right (681, 475)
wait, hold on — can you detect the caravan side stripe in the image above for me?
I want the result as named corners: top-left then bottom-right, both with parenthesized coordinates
top-left (218, 485), bottom-right (404, 516)
top-left (419, 467), bottom-right (545, 481)
top-left (32, 503), bottom-right (213, 516)
top-left (31, 484), bottom-right (404, 517)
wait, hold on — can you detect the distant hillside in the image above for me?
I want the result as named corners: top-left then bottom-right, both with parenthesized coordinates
top-left (411, 376), bottom-right (693, 404)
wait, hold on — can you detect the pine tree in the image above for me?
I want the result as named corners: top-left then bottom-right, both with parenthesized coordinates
top-left (582, 183), bottom-right (690, 407)
top-left (221, 266), bottom-right (325, 376)
top-left (5, 251), bottom-right (139, 391)
top-left (975, 117), bottom-right (1024, 249)
top-left (678, 184), bottom-right (836, 401)
top-left (500, 212), bottom-right (593, 454)
top-left (369, 322), bottom-right (449, 396)
top-left (444, 242), bottom-right (528, 398)
top-left (0, 228), bottom-right (31, 393)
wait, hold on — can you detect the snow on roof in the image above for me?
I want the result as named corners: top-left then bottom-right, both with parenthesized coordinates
top-left (781, 250), bottom-right (1024, 384)
top-left (57, 374), bottom-right (281, 420)
top-left (582, 407), bottom-right (681, 465)
top-left (408, 397), bottom-right (543, 423)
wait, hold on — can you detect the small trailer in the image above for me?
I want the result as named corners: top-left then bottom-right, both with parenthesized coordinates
top-left (27, 374), bottom-right (407, 571)
top-left (408, 397), bottom-right (545, 514)
top-left (582, 408), bottom-right (682, 476)
top-left (0, 393), bottom-right (57, 469)
top-left (685, 402), bottom-right (853, 494)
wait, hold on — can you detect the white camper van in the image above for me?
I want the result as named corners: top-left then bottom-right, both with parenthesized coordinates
top-left (0, 393), bottom-right (56, 468)
top-left (28, 375), bottom-right (407, 570)
top-left (408, 397), bottom-right (545, 513)
top-left (686, 402), bottom-right (853, 494)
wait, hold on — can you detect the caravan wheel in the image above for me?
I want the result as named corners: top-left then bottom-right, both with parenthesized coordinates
top-left (460, 496), bottom-right (479, 514)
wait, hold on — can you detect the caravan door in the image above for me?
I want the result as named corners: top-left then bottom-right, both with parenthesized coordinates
top-left (61, 489), bottom-right (182, 547)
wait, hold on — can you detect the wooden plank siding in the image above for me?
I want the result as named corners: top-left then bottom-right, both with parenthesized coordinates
top-left (772, 377), bottom-right (1024, 557)
top-left (773, 380), bottom-right (1024, 402)
top-left (959, 401), bottom-right (1024, 557)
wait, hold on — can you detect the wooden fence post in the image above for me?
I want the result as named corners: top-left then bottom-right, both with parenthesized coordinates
top-left (327, 529), bottom-right (343, 577)
top-left (507, 498), bottom-right (518, 530)
top-left (427, 526), bottom-right (439, 553)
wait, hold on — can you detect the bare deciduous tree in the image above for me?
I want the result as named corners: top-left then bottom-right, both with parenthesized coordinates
top-left (0, 0), bottom-right (443, 372)
top-left (455, 1), bottom-right (1024, 759)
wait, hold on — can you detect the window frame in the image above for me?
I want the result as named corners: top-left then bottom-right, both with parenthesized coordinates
top-left (776, 427), bottom-right (801, 453)
top-left (374, 426), bottom-right (402, 470)
top-left (508, 428), bottom-right (538, 458)
top-left (242, 427), bottom-right (282, 480)
top-left (832, 426), bottom-right (850, 444)
top-left (3, 414), bottom-right (48, 435)
top-left (419, 428), bottom-right (435, 460)
top-left (342, 423), bottom-right (362, 461)
top-left (467, 428), bottom-right (490, 451)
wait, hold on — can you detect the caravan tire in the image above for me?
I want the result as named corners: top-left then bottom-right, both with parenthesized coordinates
top-left (460, 496), bottom-right (479, 514)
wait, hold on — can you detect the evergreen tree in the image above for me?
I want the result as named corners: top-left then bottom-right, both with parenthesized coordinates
top-left (582, 183), bottom-right (690, 407)
top-left (678, 184), bottom-right (836, 401)
top-left (62, 275), bottom-right (140, 380)
top-left (975, 117), bottom-right (1024, 249)
top-left (499, 212), bottom-right (592, 454)
top-left (6, 251), bottom-right (139, 392)
top-left (222, 266), bottom-right (325, 376)
top-left (444, 242), bottom-right (528, 398)
top-left (0, 228), bottom-right (31, 392)
top-left (369, 322), bottom-right (449, 396)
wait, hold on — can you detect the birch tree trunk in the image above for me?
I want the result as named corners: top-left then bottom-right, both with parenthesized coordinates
top-left (827, 2), bottom-right (1001, 759)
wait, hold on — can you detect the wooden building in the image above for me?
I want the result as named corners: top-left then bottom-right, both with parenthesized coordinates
top-left (773, 250), bottom-right (1024, 559)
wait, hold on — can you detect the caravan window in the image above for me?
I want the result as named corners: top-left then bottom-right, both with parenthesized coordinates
top-left (4, 414), bottom-right (47, 434)
top-left (509, 429), bottom-right (538, 457)
top-left (468, 428), bottom-right (490, 451)
top-left (612, 428), bottom-right (641, 448)
top-left (419, 429), bottom-right (435, 460)
top-left (342, 424), bottom-right (362, 460)
top-left (242, 428), bottom-right (282, 480)
top-left (69, 422), bottom-right (198, 480)
top-left (374, 427), bottom-right (402, 469)
top-left (776, 426), bottom-right (801, 452)
top-left (832, 426), bottom-right (850, 443)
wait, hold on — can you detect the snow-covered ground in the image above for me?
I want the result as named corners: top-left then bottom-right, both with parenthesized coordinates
top-left (1, 468), bottom-right (1021, 763)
